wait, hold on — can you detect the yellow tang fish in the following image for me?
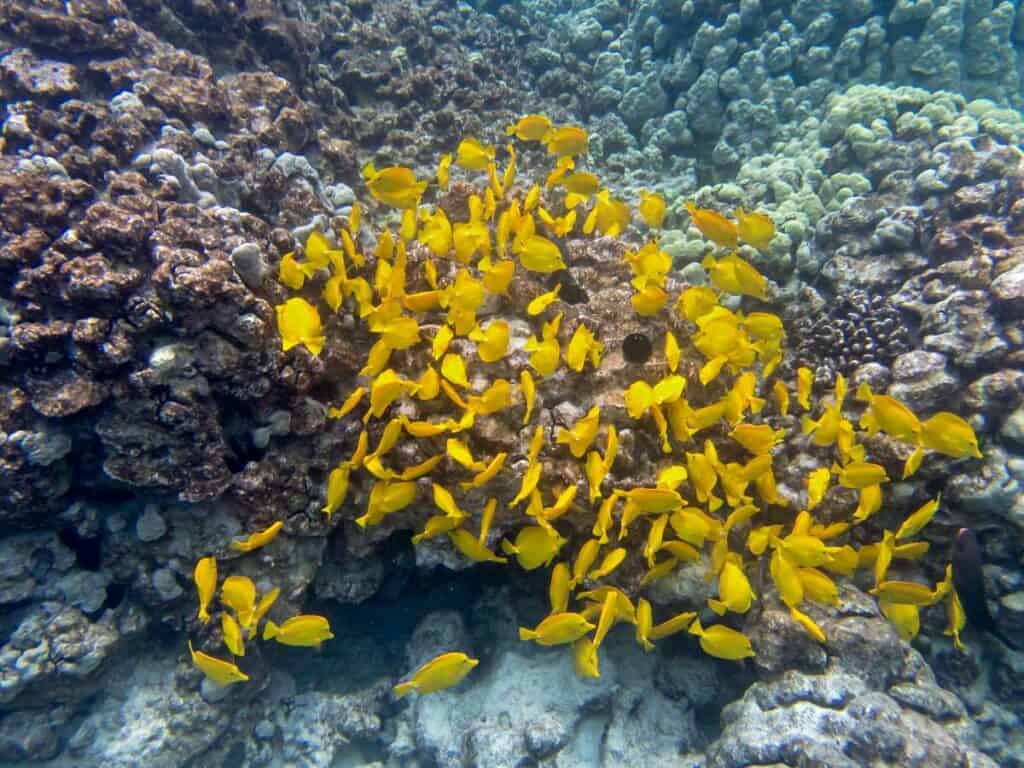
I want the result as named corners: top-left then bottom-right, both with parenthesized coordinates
top-left (881, 601), bottom-right (920, 642)
top-left (519, 612), bottom-right (595, 646)
top-left (221, 612), bottom-right (245, 657)
top-left (789, 605), bottom-right (826, 643)
top-left (869, 580), bottom-right (937, 606)
top-left (501, 525), bottom-right (565, 570)
top-left (361, 162), bottom-right (427, 209)
top-left (193, 556), bottom-right (216, 624)
top-left (639, 190), bottom-right (667, 229)
top-left (649, 610), bottom-right (697, 641)
top-left (517, 234), bottom-right (567, 273)
top-left (506, 114), bottom-right (553, 141)
top-left (322, 463), bottom-right (351, 520)
top-left (920, 412), bottom-right (982, 459)
top-left (449, 528), bottom-right (508, 564)
top-left (393, 651), bottom-right (479, 698)
top-left (573, 636), bottom-right (601, 678)
top-left (230, 521), bottom-right (283, 553)
top-left (275, 298), bottom-right (325, 356)
top-left (221, 575), bottom-right (256, 628)
top-left (262, 614), bottom-right (334, 646)
top-left (549, 562), bottom-right (571, 614)
top-left (455, 137), bottom-right (496, 171)
top-left (687, 618), bottom-right (755, 660)
top-left (734, 207), bottom-right (775, 251)
top-left (895, 495), bottom-right (941, 541)
top-left (188, 641), bottom-right (249, 686)
top-left (684, 202), bottom-right (738, 248)
top-left (543, 125), bottom-right (589, 157)
top-left (708, 555), bottom-right (755, 615)
top-left (469, 321), bottom-right (510, 363)
top-left (555, 405), bottom-right (601, 458)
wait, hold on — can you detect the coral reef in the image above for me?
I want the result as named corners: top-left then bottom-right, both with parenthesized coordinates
top-left (0, 0), bottom-right (1023, 765)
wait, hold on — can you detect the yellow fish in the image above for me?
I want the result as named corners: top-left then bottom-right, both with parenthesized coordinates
top-left (188, 641), bottom-right (249, 686)
top-left (393, 651), bottom-right (479, 698)
top-left (789, 605), bottom-right (826, 643)
top-left (729, 424), bottom-right (785, 455)
top-left (588, 547), bottom-right (626, 580)
top-left (555, 406), bottom-right (601, 458)
top-left (702, 253), bottom-right (768, 300)
top-left (357, 480), bottom-right (418, 528)
top-left (221, 612), bottom-right (245, 656)
top-left (506, 114), bottom-right (553, 141)
top-left (833, 461), bottom-right (889, 489)
top-left (881, 601), bottom-right (920, 642)
top-left (583, 189), bottom-right (631, 237)
top-left (734, 208), bottom-right (775, 251)
top-left (455, 137), bottom-right (496, 170)
top-left (262, 614), bottom-right (335, 646)
top-left (920, 412), bottom-right (982, 459)
top-left (649, 610), bottom-right (697, 641)
top-left (519, 612), bottom-right (595, 645)
top-left (469, 321), bottom-right (509, 363)
top-left (708, 554), bottom-right (755, 615)
top-left (687, 618), bottom-right (755, 660)
top-left (449, 529), bottom-right (508, 564)
top-left (638, 190), bottom-right (667, 228)
top-left (322, 463), bottom-right (351, 520)
top-left (549, 562), bottom-right (571, 614)
top-left (543, 125), bottom-right (589, 157)
top-left (527, 284), bottom-right (562, 316)
top-left (230, 521), bottom-right (283, 553)
top-left (276, 298), bottom-right (325, 356)
top-left (194, 556), bottom-right (216, 624)
top-left (441, 353), bottom-right (470, 388)
top-left (437, 153), bottom-right (452, 190)
top-left (516, 234), bottom-right (567, 273)
top-left (895, 495), bottom-right (940, 541)
top-left (856, 384), bottom-right (921, 442)
top-left (221, 575), bottom-right (256, 628)
top-left (573, 637), bottom-right (600, 678)
top-left (869, 580), bottom-right (937, 606)
top-left (361, 163), bottom-right (427, 209)
top-left (501, 525), bottom-right (565, 570)
top-left (684, 202), bottom-right (738, 248)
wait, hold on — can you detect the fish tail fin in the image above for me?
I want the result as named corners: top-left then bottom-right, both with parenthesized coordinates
top-left (393, 681), bottom-right (416, 699)
top-left (360, 162), bottom-right (377, 180)
top-left (700, 254), bottom-right (715, 270)
top-left (708, 599), bottom-right (727, 616)
top-left (505, 125), bottom-right (515, 136)
top-left (262, 621), bottom-right (279, 641)
top-left (500, 539), bottom-right (518, 556)
top-left (801, 415), bottom-right (817, 435)
top-left (518, 627), bottom-right (537, 642)
top-left (197, 608), bottom-right (210, 624)
top-left (687, 618), bottom-right (704, 637)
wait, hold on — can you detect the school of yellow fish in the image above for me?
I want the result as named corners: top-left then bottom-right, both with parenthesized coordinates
top-left (267, 113), bottom-right (983, 696)
top-left (188, 522), bottom-right (335, 687)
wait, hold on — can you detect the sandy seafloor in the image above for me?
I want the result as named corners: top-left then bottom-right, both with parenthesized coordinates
top-left (1, 1), bottom-right (1024, 766)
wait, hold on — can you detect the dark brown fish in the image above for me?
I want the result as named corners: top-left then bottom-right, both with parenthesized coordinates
top-left (952, 528), bottom-right (1019, 650)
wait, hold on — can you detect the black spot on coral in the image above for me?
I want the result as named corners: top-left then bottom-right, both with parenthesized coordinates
top-left (622, 333), bottom-right (652, 364)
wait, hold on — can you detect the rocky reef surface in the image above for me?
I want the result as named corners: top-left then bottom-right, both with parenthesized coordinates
top-left (0, 0), bottom-right (1023, 766)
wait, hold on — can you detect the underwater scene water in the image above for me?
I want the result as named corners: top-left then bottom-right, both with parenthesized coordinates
top-left (2, 0), bottom-right (1024, 766)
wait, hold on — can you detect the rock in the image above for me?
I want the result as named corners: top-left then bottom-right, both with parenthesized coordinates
top-left (888, 350), bottom-right (959, 412)
top-left (0, 602), bottom-right (119, 708)
top-left (135, 504), bottom-right (167, 542)
top-left (1001, 406), bottom-right (1024, 446)
top-left (991, 264), bottom-right (1024, 319)
top-left (1, 48), bottom-right (79, 97)
top-left (230, 242), bottom-right (268, 290)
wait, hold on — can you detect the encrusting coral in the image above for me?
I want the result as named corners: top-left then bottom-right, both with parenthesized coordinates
top-left (269, 114), bottom-right (984, 693)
